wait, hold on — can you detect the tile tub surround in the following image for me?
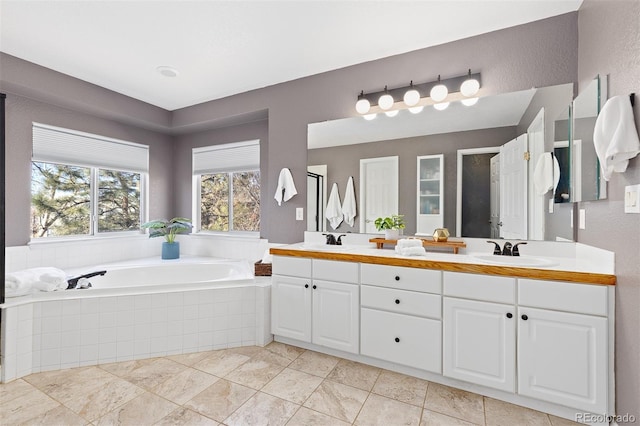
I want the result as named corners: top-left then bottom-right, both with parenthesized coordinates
top-left (0, 343), bottom-right (584, 426)
top-left (0, 278), bottom-right (272, 383)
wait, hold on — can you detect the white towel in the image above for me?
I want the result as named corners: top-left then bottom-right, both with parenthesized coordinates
top-left (395, 246), bottom-right (427, 256)
top-left (326, 183), bottom-right (343, 230)
top-left (5, 267), bottom-right (68, 293)
top-left (342, 177), bottom-right (357, 227)
top-left (593, 95), bottom-right (640, 181)
top-left (396, 238), bottom-right (423, 249)
top-left (274, 168), bottom-right (298, 206)
top-left (533, 152), bottom-right (554, 195)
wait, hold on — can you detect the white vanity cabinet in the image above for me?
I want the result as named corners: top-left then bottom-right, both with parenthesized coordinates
top-left (271, 256), bottom-right (360, 354)
top-left (360, 264), bottom-right (442, 373)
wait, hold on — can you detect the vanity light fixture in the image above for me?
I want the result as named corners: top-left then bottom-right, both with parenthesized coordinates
top-left (461, 97), bottom-right (479, 106)
top-left (354, 71), bottom-right (481, 117)
top-left (434, 102), bottom-right (450, 111)
top-left (460, 69), bottom-right (480, 97)
top-left (378, 86), bottom-right (394, 110)
top-left (385, 110), bottom-right (399, 117)
top-left (430, 75), bottom-right (449, 102)
top-left (363, 113), bottom-right (377, 121)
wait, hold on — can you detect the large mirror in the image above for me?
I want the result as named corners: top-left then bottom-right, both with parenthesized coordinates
top-left (307, 83), bottom-right (576, 241)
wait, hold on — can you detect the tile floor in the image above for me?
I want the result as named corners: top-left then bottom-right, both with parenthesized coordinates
top-left (1, 342), bottom-right (582, 425)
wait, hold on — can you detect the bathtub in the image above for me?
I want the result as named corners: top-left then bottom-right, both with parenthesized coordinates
top-left (0, 256), bottom-right (272, 382)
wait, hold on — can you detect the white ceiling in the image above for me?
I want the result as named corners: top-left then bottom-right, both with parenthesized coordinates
top-left (0, 0), bottom-right (582, 111)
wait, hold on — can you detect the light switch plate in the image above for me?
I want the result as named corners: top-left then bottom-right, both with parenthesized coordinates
top-left (579, 209), bottom-right (586, 229)
top-left (296, 207), bottom-right (304, 220)
top-left (624, 184), bottom-right (640, 213)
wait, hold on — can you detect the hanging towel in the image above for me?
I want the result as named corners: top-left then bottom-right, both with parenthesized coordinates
top-left (342, 176), bottom-right (357, 227)
top-left (326, 183), bottom-right (343, 230)
top-left (533, 152), bottom-right (554, 195)
top-left (552, 154), bottom-right (561, 193)
top-left (593, 95), bottom-right (640, 181)
top-left (273, 168), bottom-right (298, 206)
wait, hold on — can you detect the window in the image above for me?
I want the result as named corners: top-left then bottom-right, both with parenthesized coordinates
top-left (193, 140), bottom-right (260, 234)
top-left (31, 123), bottom-right (148, 239)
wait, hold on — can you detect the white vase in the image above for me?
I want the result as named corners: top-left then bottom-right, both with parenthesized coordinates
top-left (384, 229), bottom-right (400, 240)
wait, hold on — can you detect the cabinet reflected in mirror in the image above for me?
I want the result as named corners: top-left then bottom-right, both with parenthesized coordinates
top-left (553, 105), bottom-right (571, 203)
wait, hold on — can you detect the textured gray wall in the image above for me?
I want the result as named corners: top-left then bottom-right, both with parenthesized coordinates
top-left (307, 127), bottom-right (517, 235)
top-left (577, 0), bottom-right (640, 419)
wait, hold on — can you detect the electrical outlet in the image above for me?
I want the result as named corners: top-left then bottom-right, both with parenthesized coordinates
top-left (296, 207), bottom-right (304, 220)
top-left (624, 184), bottom-right (640, 213)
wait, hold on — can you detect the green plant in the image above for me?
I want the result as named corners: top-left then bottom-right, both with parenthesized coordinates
top-left (374, 214), bottom-right (405, 231)
top-left (141, 217), bottom-right (192, 243)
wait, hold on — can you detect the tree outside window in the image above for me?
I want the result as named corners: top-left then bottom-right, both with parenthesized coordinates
top-left (200, 171), bottom-right (260, 232)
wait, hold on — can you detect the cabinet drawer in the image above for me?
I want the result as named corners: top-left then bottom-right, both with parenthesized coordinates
top-left (444, 272), bottom-right (515, 304)
top-left (360, 264), bottom-right (441, 293)
top-left (361, 285), bottom-right (441, 319)
top-left (272, 256), bottom-right (312, 278)
top-left (313, 259), bottom-right (359, 284)
top-left (361, 308), bottom-right (441, 373)
top-left (518, 279), bottom-right (608, 316)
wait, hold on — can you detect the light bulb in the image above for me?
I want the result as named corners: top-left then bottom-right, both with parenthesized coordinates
top-left (461, 97), bottom-right (478, 106)
top-left (409, 106), bottom-right (424, 114)
top-left (430, 84), bottom-right (448, 102)
top-left (385, 110), bottom-right (399, 117)
top-left (378, 93), bottom-right (394, 110)
top-left (363, 113), bottom-right (376, 121)
top-left (461, 77), bottom-right (480, 97)
top-left (355, 98), bottom-right (371, 114)
top-left (403, 89), bottom-right (420, 107)
top-left (434, 102), bottom-right (450, 111)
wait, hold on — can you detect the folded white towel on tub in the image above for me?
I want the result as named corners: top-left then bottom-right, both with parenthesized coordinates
top-left (5, 267), bottom-right (67, 291)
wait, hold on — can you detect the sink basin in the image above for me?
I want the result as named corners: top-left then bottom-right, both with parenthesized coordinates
top-left (299, 244), bottom-right (349, 252)
top-left (472, 254), bottom-right (558, 268)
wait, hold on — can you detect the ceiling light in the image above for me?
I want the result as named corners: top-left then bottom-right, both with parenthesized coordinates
top-left (355, 91), bottom-right (371, 114)
top-left (434, 102), bottom-right (450, 111)
top-left (430, 75), bottom-right (448, 102)
top-left (403, 81), bottom-right (420, 107)
top-left (156, 66), bottom-right (179, 78)
top-left (460, 69), bottom-right (480, 97)
top-left (385, 110), bottom-right (399, 117)
top-left (461, 97), bottom-right (478, 106)
top-left (378, 86), bottom-right (394, 110)
top-left (409, 106), bottom-right (424, 114)
top-left (363, 113), bottom-right (377, 121)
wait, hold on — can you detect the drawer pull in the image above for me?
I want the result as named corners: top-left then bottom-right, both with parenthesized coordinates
top-left (395, 299), bottom-right (400, 304)
top-left (395, 276), bottom-right (400, 281)
top-left (521, 314), bottom-right (528, 321)
top-left (305, 284), bottom-right (309, 288)
top-left (312, 285), bottom-right (317, 290)
top-left (506, 313), bottom-right (513, 319)
top-left (394, 337), bottom-right (400, 343)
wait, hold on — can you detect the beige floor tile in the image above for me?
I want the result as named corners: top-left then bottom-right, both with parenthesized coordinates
top-left (549, 414), bottom-right (584, 426)
top-left (421, 409), bottom-right (480, 426)
top-left (100, 357), bottom-right (186, 391)
top-left (156, 407), bottom-right (219, 426)
top-left (289, 350), bottom-right (340, 378)
top-left (251, 347), bottom-right (295, 367)
top-left (372, 370), bottom-right (429, 407)
top-left (355, 393), bottom-right (423, 426)
top-left (327, 359), bottom-right (381, 391)
top-left (167, 351), bottom-right (212, 366)
top-left (484, 397), bottom-right (551, 426)
top-left (193, 350), bottom-right (250, 377)
top-left (224, 392), bottom-right (299, 426)
top-left (0, 379), bottom-right (37, 404)
top-left (0, 387), bottom-right (60, 425)
top-left (153, 367), bottom-right (219, 405)
top-left (261, 367), bottom-right (323, 404)
top-left (286, 407), bottom-right (351, 426)
top-left (424, 383), bottom-right (485, 425)
top-left (224, 359), bottom-right (284, 390)
top-left (184, 379), bottom-right (256, 422)
top-left (303, 380), bottom-right (369, 423)
top-left (20, 404), bottom-right (88, 426)
top-left (228, 345), bottom-right (267, 357)
top-left (95, 391), bottom-right (178, 426)
top-left (265, 341), bottom-right (305, 362)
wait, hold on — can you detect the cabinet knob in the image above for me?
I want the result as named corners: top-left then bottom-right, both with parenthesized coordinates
top-left (521, 314), bottom-right (528, 321)
top-left (394, 337), bottom-right (400, 343)
top-left (506, 313), bottom-right (513, 319)
top-left (395, 276), bottom-right (400, 281)
top-left (305, 284), bottom-right (309, 288)
top-left (312, 285), bottom-right (317, 290)
top-left (395, 299), bottom-right (400, 304)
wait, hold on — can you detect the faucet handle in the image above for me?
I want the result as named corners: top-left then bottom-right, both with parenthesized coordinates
top-left (336, 234), bottom-right (347, 245)
top-left (322, 233), bottom-right (337, 245)
top-left (486, 240), bottom-right (502, 255)
top-left (512, 242), bottom-right (528, 257)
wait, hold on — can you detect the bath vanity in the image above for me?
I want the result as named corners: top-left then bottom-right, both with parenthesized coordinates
top-left (270, 241), bottom-right (616, 425)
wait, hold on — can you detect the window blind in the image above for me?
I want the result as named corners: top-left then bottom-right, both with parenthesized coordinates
top-left (193, 140), bottom-right (260, 175)
top-left (32, 123), bottom-right (149, 173)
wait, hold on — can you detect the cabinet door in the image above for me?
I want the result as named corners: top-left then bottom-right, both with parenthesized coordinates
top-left (312, 280), bottom-right (359, 354)
top-left (417, 154), bottom-right (444, 234)
top-left (271, 275), bottom-right (311, 342)
top-left (443, 297), bottom-right (516, 392)
top-left (518, 307), bottom-right (607, 414)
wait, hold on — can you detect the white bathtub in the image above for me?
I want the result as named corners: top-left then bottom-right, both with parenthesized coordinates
top-left (0, 256), bottom-right (272, 382)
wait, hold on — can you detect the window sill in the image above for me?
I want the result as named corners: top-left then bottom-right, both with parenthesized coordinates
top-left (190, 232), bottom-right (262, 241)
top-left (28, 233), bottom-right (148, 248)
